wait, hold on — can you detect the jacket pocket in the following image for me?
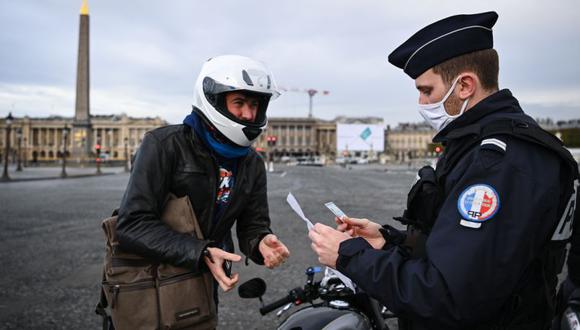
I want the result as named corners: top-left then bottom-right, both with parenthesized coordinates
top-left (172, 166), bottom-right (210, 200)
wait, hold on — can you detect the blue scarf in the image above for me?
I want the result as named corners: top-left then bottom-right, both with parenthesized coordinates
top-left (183, 112), bottom-right (250, 159)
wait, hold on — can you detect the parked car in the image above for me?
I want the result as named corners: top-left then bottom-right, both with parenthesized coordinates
top-left (297, 156), bottom-right (324, 167)
top-left (335, 157), bottom-right (347, 165)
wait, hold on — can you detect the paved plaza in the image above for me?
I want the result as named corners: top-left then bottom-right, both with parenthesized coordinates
top-left (0, 163), bottom-right (423, 329)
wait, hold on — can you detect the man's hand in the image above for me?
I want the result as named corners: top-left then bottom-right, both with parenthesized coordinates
top-left (259, 234), bottom-right (290, 269)
top-left (308, 223), bottom-right (351, 268)
top-left (203, 247), bottom-right (242, 292)
top-left (336, 216), bottom-right (385, 249)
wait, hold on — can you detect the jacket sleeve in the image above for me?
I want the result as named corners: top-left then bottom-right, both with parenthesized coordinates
top-left (116, 132), bottom-right (210, 270)
top-left (336, 146), bottom-right (560, 327)
top-left (236, 155), bottom-right (272, 265)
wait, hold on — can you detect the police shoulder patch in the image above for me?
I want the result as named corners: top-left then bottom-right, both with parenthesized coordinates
top-left (457, 184), bottom-right (500, 222)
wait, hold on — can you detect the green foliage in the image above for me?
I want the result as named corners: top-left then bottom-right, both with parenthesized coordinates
top-left (549, 128), bottom-right (580, 148)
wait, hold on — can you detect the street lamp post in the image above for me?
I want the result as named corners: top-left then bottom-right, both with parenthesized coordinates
top-left (95, 136), bottom-right (102, 175)
top-left (16, 128), bottom-right (23, 172)
top-left (80, 137), bottom-right (86, 166)
top-left (107, 129), bottom-right (113, 162)
top-left (23, 137), bottom-right (28, 167)
top-left (61, 124), bottom-right (70, 178)
top-left (124, 137), bottom-right (129, 172)
top-left (2, 112), bottom-right (14, 181)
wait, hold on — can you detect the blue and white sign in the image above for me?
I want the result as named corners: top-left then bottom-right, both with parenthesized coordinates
top-left (336, 124), bottom-right (385, 152)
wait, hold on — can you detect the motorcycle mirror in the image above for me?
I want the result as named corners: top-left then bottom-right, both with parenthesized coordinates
top-left (238, 278), bottom-right (267, 299)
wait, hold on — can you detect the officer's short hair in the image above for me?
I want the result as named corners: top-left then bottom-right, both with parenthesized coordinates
top-left (432, 48), bottom-right (499, 91)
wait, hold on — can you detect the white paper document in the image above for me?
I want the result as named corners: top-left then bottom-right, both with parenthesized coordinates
top-left (324, 202), bottom-right (347, 219)
top-left (324, 267), bottom-right (356, 292)
top-left (286, 192), bottom-right (314, 231)
top-left (286, 192), bottom-right (356, 292)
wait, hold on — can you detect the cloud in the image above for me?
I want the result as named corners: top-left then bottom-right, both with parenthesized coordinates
top-left (0, 83), bottom-right (184, 123)
top-left (517, 87), bottom-right (580, 107)
top-left (0, 0), bottom-right (579, 125)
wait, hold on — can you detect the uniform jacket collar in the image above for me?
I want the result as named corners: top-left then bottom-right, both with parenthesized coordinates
top-left (433, 89), bottom-right (522, 143)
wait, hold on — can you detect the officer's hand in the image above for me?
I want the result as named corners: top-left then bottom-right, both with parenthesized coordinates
top-left (203, 247), bottom-right (242, 292)
top-left (259, 234), bottom-right (290, 269)
top-left (309, 223), bottom-right (351, 268)
top-left (336, 216), bottom-right (385, 249)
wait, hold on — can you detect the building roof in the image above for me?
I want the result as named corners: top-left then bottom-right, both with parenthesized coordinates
top-left (389, 121), bottom-right (434, 132)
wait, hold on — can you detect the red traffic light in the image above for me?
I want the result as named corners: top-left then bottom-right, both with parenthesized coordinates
top-left (95, 144), bottom-right (101, 150)
top-left (434, 146), bottom-right (443, 153)
top-left (266, 135), bottom-right (278, 146)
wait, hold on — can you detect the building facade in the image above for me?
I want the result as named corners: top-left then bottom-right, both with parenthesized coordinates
top-left (0, 114), bottom-right (167, 165)
top-left (253, 116), bottom-right (385, 161)
top-left (253, 117), bottom-right (339, 161)
top-left (386, 122), bottom-right (436, 161)
top-left (254, 117), bottom-right (320, 159)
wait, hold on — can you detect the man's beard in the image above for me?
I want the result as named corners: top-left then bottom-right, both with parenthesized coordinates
top-left (443, 91), bottom-right (464, 116)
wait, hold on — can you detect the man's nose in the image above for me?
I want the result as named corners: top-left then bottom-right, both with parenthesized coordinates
top-left (239, 105), bottom-right (255, 121)
top-left (418, 95), bottom-right (429, 105)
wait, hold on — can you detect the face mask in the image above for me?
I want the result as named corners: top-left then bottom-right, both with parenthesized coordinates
top-left (418, 76), bottom-right (470, 132)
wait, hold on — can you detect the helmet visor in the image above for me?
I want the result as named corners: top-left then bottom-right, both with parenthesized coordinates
top-left (203, 77), bottom-right (271, 127)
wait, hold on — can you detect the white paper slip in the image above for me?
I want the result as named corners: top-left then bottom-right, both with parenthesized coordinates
top-left (286, 192), bottom-right (314, 231)
top-left (324, 267), bottom-right (356, 292)
top-left (324, 202), bottom-right (347, 219)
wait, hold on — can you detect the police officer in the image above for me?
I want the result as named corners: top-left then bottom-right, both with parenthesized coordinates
top-left (309, 12), bottom-right (579, 329)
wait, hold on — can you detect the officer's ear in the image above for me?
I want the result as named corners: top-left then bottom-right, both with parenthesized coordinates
top-left (457, 72), bottom-right (478, 100)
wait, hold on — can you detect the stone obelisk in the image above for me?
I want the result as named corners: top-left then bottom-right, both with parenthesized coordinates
top-left (72, 0), bottom-right (92, 164)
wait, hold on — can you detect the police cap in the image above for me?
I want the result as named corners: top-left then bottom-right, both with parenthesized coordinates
top-left (388, 11), bottom-right (499, 79)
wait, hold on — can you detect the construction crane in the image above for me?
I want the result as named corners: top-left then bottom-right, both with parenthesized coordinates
top-left (279, 87), bottom-right (330, 118)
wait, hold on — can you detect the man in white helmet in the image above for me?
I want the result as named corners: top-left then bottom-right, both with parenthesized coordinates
top-left (116, 55), bottom-right (290, 297)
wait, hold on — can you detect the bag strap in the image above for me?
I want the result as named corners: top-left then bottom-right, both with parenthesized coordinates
top-left (94, 270), bottom-right (110, 330)
top-left (184, 196), bottom-right (205, 241)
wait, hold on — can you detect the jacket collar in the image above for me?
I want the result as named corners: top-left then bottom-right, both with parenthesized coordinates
top-left (183, 124), bottom-right (253, 165)
top-left (433, 89), bottom-right (522, 143)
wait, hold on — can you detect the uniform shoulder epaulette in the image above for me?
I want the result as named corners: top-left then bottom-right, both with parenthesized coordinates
top-left (480, 137), bottom-right (507, 154)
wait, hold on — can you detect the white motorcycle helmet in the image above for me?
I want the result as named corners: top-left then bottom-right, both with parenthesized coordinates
top-left (193, 55), bottom-right (280, 147)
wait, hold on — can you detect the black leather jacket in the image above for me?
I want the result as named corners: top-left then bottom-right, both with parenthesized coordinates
top-left (116, 124), bottom-right (272, 271)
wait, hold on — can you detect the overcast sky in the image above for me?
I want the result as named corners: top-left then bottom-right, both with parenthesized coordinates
top-left (1, 1), bottom-right (579, 126)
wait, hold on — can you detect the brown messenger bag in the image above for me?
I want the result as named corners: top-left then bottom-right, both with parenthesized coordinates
top-left (95, 194), bottom-right (217, 330)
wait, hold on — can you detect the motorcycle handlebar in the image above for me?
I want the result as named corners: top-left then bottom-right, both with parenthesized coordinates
top-left (259, 287), bottom-right (304, 315)
top-left (259, 294), bottom-right (294, 315)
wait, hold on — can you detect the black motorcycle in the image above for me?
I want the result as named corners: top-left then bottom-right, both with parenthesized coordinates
top-left (238, 266), bottom-right (395, 330)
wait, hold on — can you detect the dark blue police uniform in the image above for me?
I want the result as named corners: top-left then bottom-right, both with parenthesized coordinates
top-left (337, 89), bottom-right (575, 329)
top-left (336, 11), bottom-right (579, 330)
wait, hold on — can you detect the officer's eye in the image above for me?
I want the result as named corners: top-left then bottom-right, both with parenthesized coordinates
top-left (417, 86), bottom-right (432, 97)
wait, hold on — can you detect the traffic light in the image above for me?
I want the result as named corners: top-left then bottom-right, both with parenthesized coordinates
top-left (434, 145), bottom-right (443, 154)
top-left (95, 144), bottom-right (101, 159)
top-left (266, 136), bottom-right (277, 146)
